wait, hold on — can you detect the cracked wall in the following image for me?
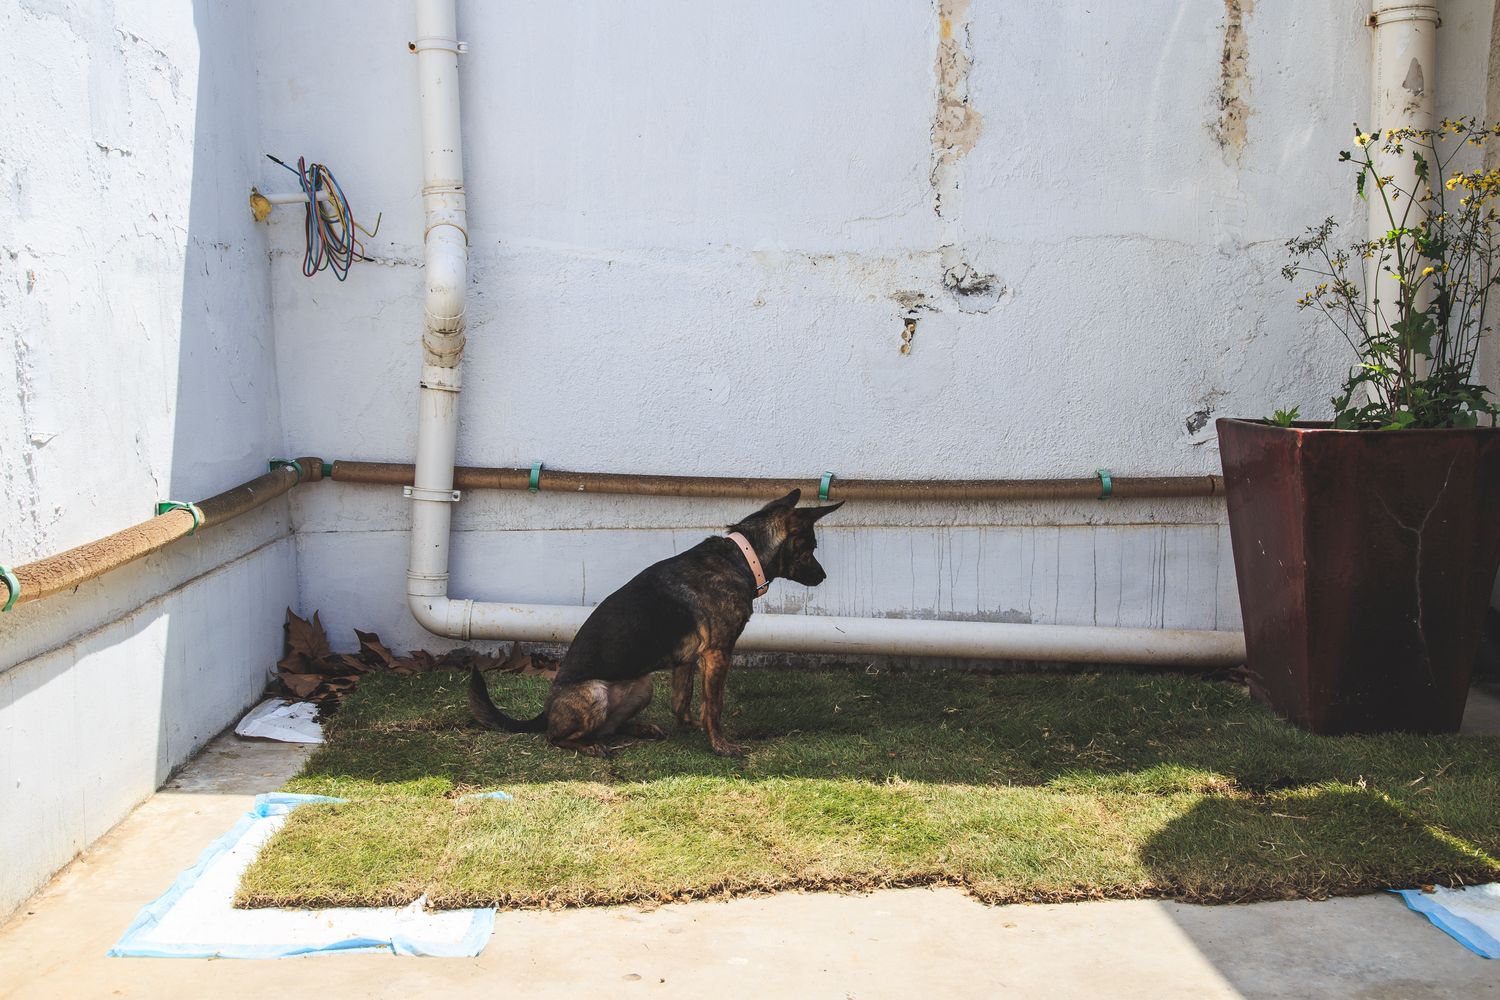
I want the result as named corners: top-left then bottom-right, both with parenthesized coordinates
top-left (252, 0), bottom-right (1487, 656)
top-left (930, 0), bottom-right (984, 221)
top-left (0, 0), bottom-right (297, 919)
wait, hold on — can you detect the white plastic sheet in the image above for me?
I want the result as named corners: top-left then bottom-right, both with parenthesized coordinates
top-left (234, 699), bottom-right (325, 744)
top-left (108, 794), bottom-right (495, 958)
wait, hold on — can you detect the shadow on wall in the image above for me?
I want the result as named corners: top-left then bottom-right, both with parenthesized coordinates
top-left (154, 0), bottom-right (287, 782)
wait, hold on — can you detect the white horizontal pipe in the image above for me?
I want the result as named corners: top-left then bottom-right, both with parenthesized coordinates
top-left (408, 597), bottom-right (1245, 667)
top-left (263, 190), bottom-right (332, 205)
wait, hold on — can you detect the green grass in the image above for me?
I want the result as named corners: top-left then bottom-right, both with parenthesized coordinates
top-left (237, 666), bottom-right (1500, 910)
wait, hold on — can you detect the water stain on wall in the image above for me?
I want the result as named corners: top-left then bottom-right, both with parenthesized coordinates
top-left (930, 0), bottom-right (984, 218)
top-left (1214, 0), bottom-right (1254, 159)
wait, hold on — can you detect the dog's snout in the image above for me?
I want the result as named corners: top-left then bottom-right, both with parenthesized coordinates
top-left (801, 558), bottom-right (828, 586)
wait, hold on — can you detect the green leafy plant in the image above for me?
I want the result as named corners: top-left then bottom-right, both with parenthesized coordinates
top-left (1267, 406), bottom-right (1300, 427)
top-left (1282, 117), bottom-right (1500, 429)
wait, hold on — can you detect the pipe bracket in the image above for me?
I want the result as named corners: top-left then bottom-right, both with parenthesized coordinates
top-left (819, 471), bottom-right (835, 502)
top-left (404, 485), bottom-right (462, 503)
top-left (155, 500), bottom-right (205, 535)
top-left (420, 365), bottom-right (463, 393)
top-left (1097, 469), bottom-right (1113, 499)
top-left (410, 36), bottom-right (468, 54)
top-left (529, 462), bottom-right (543, 493)
top-left (0, 564), bottom-right (18, 612)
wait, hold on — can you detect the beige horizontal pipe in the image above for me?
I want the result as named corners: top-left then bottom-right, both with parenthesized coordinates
top-left (2, 458), bottom-right (323, 611)
top-left (332, 461), bottom-right (1223, 501)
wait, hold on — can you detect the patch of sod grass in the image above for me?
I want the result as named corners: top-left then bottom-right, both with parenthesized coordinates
top-left (237, 667), bottom-right (1500, 909)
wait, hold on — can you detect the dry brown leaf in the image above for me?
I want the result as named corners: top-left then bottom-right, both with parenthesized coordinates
top-left (276, 652), bottom-right (310, 676)
top-left (281, 672), bottom-right (325, 698)
top-left (339, 653), bottom-right (373, 676)
top-left (275, 616), bottom-right (560, 705)
top-left (500, 643), bottom-right (530, 672)
top-left (284, 608), bottom-right (333, 661)
top-left (353, 629), bottom-right (398, 670)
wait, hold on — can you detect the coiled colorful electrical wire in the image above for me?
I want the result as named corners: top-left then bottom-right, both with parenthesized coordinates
top-left (267, 154), bottom-right (380, 280)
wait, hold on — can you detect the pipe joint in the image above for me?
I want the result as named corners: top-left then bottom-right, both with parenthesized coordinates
top-left (448, 598), bottom-right (474, 640)
top-left (421, 328), bottom-right (466, 366)
top-left (424, 220), bottom-right (470, 244)
top-left (421, 189), bottom-right (468, 241)
top-left (406, 571), bottom-right (450, 598)
top-left (422, 224), bottom-right (468, 346)
top-left (1368, 4), bottom-right (1441, 28)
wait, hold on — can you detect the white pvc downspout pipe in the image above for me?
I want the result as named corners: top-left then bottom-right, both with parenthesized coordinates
top-left (402, 0), bottom-right (1246, 668)
top-left (1367, 1), bottom-right (1440, 366)
top-left (406, 0), bottom-right (471, 640)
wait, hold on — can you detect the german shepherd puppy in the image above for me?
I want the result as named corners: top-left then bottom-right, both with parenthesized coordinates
top-left (468, 490), bottom-right (841, 756)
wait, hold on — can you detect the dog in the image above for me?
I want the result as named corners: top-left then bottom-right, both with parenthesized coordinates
top-left (468, 489), bottom-right (842, 756)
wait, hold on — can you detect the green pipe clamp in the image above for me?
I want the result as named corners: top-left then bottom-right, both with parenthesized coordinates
top-left (529, 462), bottom-right (543, 493)
top-left (155, 500), bottom-right (205, 535)
top-left (269, 458), bottom-right (304, 483)
top-left (0, 564), bottom-right (18, 612)
top-left (322, 461), bottom-right (334, 479)
top-left (819, 471), bottom-right (835, 502)
top-left (1097, 469), bottom-right (1113, 499)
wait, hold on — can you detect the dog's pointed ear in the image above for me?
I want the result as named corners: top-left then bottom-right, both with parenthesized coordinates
top-left (799, 500), bottom-right (844, 522)
top-left (759, 488), bottom-right (800, 512)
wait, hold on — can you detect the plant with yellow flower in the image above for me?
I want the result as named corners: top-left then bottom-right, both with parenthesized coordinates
top-left (1280, 117), bottom-right (1499, 428)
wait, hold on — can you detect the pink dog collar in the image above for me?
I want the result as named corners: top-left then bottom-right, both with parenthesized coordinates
top-left (726, 532), bottom-right (769, 597)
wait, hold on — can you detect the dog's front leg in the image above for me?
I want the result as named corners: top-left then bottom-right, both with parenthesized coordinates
top-left (698, 649), bottom-right (742, 757)
top-left (671, 662), bottom-right (696, 729)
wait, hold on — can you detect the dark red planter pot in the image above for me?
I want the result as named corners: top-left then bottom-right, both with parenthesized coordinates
top-left (1217, 418), bottom-right (1500, 734)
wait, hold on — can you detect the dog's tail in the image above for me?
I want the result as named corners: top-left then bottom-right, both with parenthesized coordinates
top-left (468, 667), bottom-right (548, 733)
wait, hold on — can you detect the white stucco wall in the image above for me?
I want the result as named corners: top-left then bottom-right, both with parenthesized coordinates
top-left (258, 0), bottom-right (1491, 652)
top-left (0, 0), bottom-right (294, 916)
top-left (1, 0), bottom-right (1495, 917)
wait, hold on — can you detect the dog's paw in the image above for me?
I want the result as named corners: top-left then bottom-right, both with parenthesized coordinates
top-left (709, 740), bottom-right (745, 759)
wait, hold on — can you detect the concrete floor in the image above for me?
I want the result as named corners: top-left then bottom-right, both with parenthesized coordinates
top-left (2, 693), bottom-right (1498, 1000)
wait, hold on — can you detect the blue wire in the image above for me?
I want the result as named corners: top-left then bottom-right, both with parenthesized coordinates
top-left (267, 154), bottom-right (369, 281)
